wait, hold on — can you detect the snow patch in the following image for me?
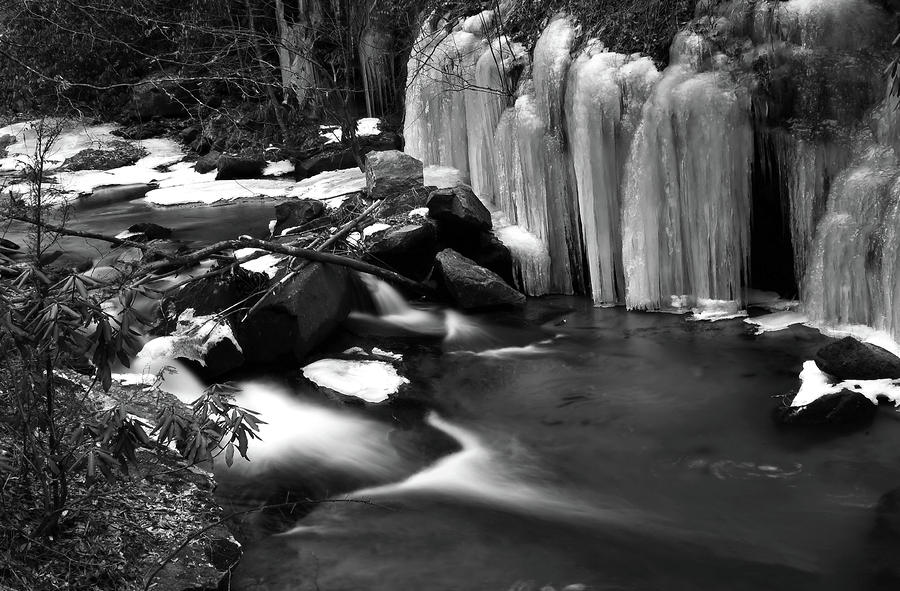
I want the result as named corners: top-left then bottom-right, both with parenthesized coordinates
top-left (320, 118), bottom-right (381, 144)
top-left (234, 248), bottom-right (282, 278)
top-left (792, 360), bottom-right (900, 408)
top-left (362, 223), bottom-right (391, 239)
top-left (138, 308), bottom-right (241, 367)
top-left (688, 299), bottom-right (747, 322)
top-left (145, 179), bottom-right (294, 206)
top-left (302, 359), bottom-right (409, 403)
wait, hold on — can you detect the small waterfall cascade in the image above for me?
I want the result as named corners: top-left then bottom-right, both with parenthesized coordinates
top-left (402, 1), bottom-right (900, 337)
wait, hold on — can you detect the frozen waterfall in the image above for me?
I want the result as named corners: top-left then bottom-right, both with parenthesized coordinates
top-left (402, 0), bottom-right (900, 338)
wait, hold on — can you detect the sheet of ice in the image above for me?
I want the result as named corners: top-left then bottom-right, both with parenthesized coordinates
top-left (145, 179), bottom-right (294, 206)
top-left (302, 359), bottom-right (409, 403)
top-left (688, 299), bottom-right (748, 322)
top-left (792, 360), bottom-right (900, 407)
top-left (371, 347), bottom-right (402, 361)
top-left (287, 168), bottom-right (366, 204)
top-left (744, 311), bottom-right (810, 334)
top-left (263, 160), bottom-right (295, 176)
top-left (423, 165), bottom-right (464, 188)
top-left (233, 248), bottom-right (283, 278)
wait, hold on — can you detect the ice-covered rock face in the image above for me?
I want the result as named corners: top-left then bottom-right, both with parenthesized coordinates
top-left (402, 1), bottom-right (900, 343)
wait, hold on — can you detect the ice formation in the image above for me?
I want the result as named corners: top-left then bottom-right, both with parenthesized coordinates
top-left (302, 359), bottom-right (409, 403)
top-left (402, 0), bottom-right (900, 343)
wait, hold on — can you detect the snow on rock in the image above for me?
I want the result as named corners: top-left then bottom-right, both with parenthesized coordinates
top-left (263, 160), bottom-right (295, 176)
top-left (792, 360), bottom-right (900, 408)
top-left (688, 299), bottom-right (748, 322)
top-left (145, 179), bottom-right (295, 206)
top-left (408, 207), bottom-right (429, 220)
top-left (362, 223), bottom-right (391, 239)
top-left (233, 248), bottom-right (283, 278)
top-left (302, 359), bottom-right (409, 403)
top-left (744, 311), bottom-right (810, 334)
top-left (138, 308), bottom-right (241, 367)
top-left (371, 347), bottom-right (402, 360)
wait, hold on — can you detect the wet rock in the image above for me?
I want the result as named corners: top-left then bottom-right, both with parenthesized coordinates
top-left (815, 337), bottom-right (900, 380)
top-left (82, 183), bottom-right (155, 208)
top-left (179, 125), bottom-right (200, 145)
top-left (111, 121), bottom-right (168, 141)
top-left (773, 389), bottom-right (877, 430)
top-left (179, 333), bottom-right (245, 381)
top-left (435, 248), bottom-right (525, 310)
top-left (128, 222), bottom-right (172, 240)
top-left (0, 237), bottom-right (20, 253)
top-left (365, 150), bottom-right (424, 204)
top-left (365, 223), bottom-right (438, 280)
top-left (448, 231), bottom-right (515, 286)
top-left (298, 149), bottom-right (360, 179)
top-left (41, 250), bottom-right (93, 273)
top-left (62, 141), bottom-right (147, 171)
top-left (239, 263), bottom-right (354, 365)
top-left (216, 155), bottom-right (267, 180)
top-left (426, 185), bottom-right (492, 234)
top-left (272, 199), bottom-right (326, 236)
top-left (132, 76), bottom-right (192, 119)
top-left (194, 150), bottom-right (221, 174)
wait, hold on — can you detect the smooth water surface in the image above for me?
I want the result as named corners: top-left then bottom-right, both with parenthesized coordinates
top-left (223, 300), bottom-right (900, 591)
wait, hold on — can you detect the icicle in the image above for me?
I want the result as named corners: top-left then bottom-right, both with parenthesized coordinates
top-left (403, 25), bottom-right (481, 178)
top-left (468, 37), bottom-right (526, 203)
top-left (566, 45), bottom-right (660, 305)
top-left (804, 146), bottom-right (900, 332)
top-left (622, 33), bottom-right (753, 311)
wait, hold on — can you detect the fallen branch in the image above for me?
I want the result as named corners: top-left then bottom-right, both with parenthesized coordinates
top-left (5, 213), bottom-right (434, 296)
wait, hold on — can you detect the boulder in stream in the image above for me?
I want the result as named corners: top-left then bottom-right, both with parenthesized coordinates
top-left (435, 248), bottom-right (525, 310)
top-left (426, 184), bottom-right (492, 234)
top-left (216, 155), bottom-right (267, 180)
top-left (774, 389), bottom-right (877, 430)
top-left (272, 199), bottom-right (326, 236)
top-left (815, 337), bottom-right (900, 380)
top-left (365, 223), bottom-right (438, 280)
top-left (194, 150), bottom-right (221, 174)
top-left (128, 222), bottom-right (173, 240)
top-left (62, 141), bottom-right (147, 171)
top-left (365, 150), bottom-right (424, 207)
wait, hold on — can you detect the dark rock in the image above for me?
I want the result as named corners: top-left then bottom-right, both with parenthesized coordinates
top-left (111, 121), bottom-right (168, 141)
top-left (216, 155), bottom-right (266, 180)
top-left (0, 237), bottom-right (20, 253)
top-left (128, 222), bottom-right (172, 240)
top-left (382, 185), bottom-right (433, 217)
top-left (179, 125), bottom-right (200, 145)
top-left (194, 150), bottom-right (221, 174)
top-left (298, 150), bottom-right (360, 178)
top-left (81, 183), bottom-right (155, 208)
top-left (439, 230), bottom-right (514, 286)
top-left (435, 248), bottom-right (525, 310)
top-left (238, 263), bottom-right (354, 365)
top-left (815, 337), bottom-right (900, 380)
top-left (426, 185), bottom-right (492, 233)
top-left (773, 389), bottom-right (877, 430)
top-left (365, 150), bottom-right (424, 204)
top-left (0, 133), bottom-right (15, 157)
top-left (62, 141), bottom-right (147, 171)
top-left (41, 250), bottom-right (93, 273)
top-left (366, 223), bottom-right (438, 280)
top-left (272, 199), bottom-right (326, 236)
top-left (180, 335), bottom-right (244, 381)
top-left (132, 76), bottom-right (191, 119)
